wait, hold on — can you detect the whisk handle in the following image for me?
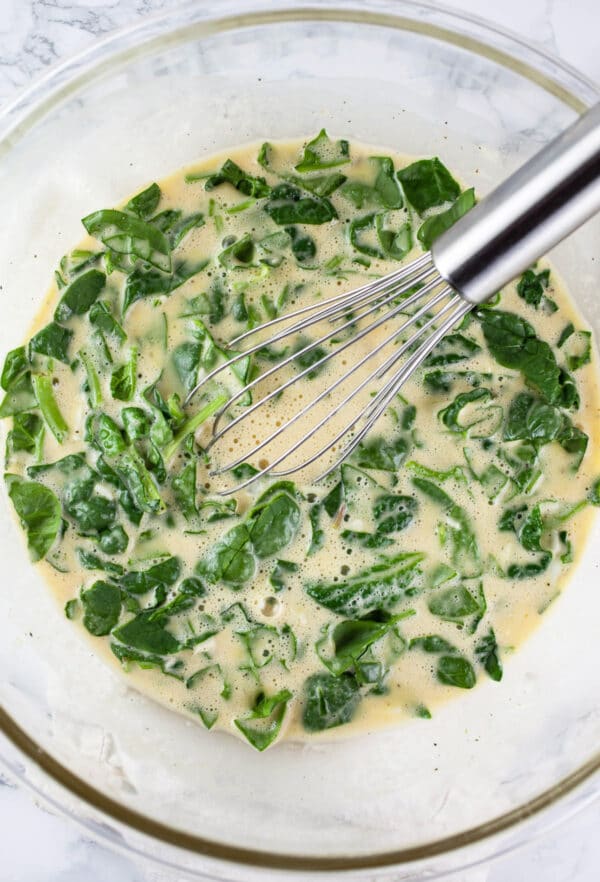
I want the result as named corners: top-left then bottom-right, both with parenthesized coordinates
top-left (432, 102), bottom-right (600, 304)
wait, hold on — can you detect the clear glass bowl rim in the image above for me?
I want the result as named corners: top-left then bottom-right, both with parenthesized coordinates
top-left (1, 0), bottom-right (599, 873)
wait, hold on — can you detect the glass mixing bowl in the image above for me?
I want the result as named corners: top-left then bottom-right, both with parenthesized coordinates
top-left (1, 1), bottom-right (599, 878)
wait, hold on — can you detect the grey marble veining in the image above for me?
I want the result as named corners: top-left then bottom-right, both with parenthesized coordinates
top-left (1, 0), bottom-right (599, 880)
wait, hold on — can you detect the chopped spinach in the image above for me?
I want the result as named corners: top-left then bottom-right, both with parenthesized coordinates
top-left (475, 308), bottom-right (579, 410)
top-left (295, 129), bottom-right (350, 172)
top-left (5, 474), bottom-right (61, 561)
top-left (81, 580), bottom-right (121, 636)
top-left (397, 158), bottom-right (460, 212)
top-left (417, 188), bottom-right (475, 250)
top-left (302, 672), bottom-right (361, 731)
top-left (264, 183), bottom-right (337, 225)
top-left (82, 209), bottom-right (172, 273)
top-left (516, 267), bottom-right (550, 308)
top-left (29, 322), bottom-right (73, 364)
top-left (306, 552), bottom-right (424, 617)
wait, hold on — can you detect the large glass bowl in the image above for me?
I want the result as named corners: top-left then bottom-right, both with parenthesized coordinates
top-left (1, 1), bottom-right (599, 878)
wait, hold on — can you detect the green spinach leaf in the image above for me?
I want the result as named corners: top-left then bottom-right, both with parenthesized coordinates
top-left (302, 672), bottom-right (360, 731)
top-left (54, 269), bottom-right (106, 323)
top-left (295, 130), bottom-right (350, 172)
top-left (306, 552), bottom-right (424, 617)
top-left (5, 474), bottom-right (61, 561)
top-left (82, 209), bottom-right (172, 273)
top-left (397, 158), bottom-right (460, 212)
top-left (81, 580), bottom-right (121, 636)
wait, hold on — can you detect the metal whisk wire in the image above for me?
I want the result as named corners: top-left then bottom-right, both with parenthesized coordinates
top-left (185, 253), bottom-right (466, 493)
top-left (183, 102), bottom-right (600, 494)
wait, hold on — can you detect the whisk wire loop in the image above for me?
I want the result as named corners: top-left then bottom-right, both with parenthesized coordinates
top-left (209, 285), bottom-right (453, 484)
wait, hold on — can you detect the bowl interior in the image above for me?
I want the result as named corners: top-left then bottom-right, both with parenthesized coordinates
top-left (1, 3), bottom-right (599, 875)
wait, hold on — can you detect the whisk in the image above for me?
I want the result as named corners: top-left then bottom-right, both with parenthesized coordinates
top-left (188, 104), bottom-right (600, 493)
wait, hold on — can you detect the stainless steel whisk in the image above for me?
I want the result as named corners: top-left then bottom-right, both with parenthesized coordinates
top-left (188, 104), bottom-right (600, 493)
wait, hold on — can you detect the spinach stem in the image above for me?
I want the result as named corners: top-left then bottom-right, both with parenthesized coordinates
top-left (163, 394), bottom-right (228, 462)
top-left (32, 374), bottom-right (69, 443)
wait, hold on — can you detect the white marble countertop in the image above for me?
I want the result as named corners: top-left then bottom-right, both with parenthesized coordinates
top-left (1, 0), bottom-right (599, 879)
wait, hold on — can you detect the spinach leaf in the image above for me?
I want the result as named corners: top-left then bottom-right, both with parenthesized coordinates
top-left (0, 372), bottom-right (37, 418)
top-left (412, 477), bottom-right (480, 576)
top-left (89, 300), bottom-right (126, 343)
top-left (6, 412), bottom-right (44, 458)
top-left (94, 413), bottom-right (126, 456)
top-left (306, 552), bottom-right (424, 617)
top-left (417, 188), bottom-right (475, 250)
top-left (218, 233), bottom-right (255, 267)
top-left (371, 157), bottom-right (403, 209)
top-left (302, 672), bottom-right (360, 731)
top-left (558, 325), bottom-right (592, 371)
top-left (197, 523), bottom-right (255, 586)
top-left (439, 387), bottom-right (502, 438)
top-left (248, 489), bottom-right (301, 557)
top-left (234, 689), bottom-right (292, 751)
top-left (412, 632), bottom-right (476, 688)
top-left (111, 642), bottom-right (184, 678)
top-left (516, 267), bottom-right (550, 308)
top-left (121, 407), bottom-right (149, 441)
top-left (428, 582), bottom-right (485, 625)
top-left (307, 504), bottom-right (325, 556)
top-left (410, 634), bottom-right (457, 654)
top-left (424, 332), bottom-right (481, 367)
top-left (125, 183), bottom-right (161, 218)
top-left (503, 391), bottom-right (588, 469)
top-left (437, 655), bottom-right (476, 689)
top-left (286, 172), bottom-right (347, 197)
top-left (5, 474), bottom-right (61, 560)
top-left (373, 494), bottom-right (417, 533)
top-left (172, 461), bottom-right (197, 520)
top-left (79, 350), bottom-right (102, 408)
top-left (405, 460), bottom-right (466, 483)
top-left (423, 369), bottom-right (492, 394)
top-left (264, 183), bottom-right (337, 225)
top-left (349, 211), bottom-right (410, 260)
top-left (475, 308), bottom-right (579, 409)
top-left (499, 502), bottom-right (551, 578)
top-left (113, 609), bottom-right (180, 655)
top-left (110, 348), bottom-right (137, 401)
top-left (113, 449), bottom-right (163, 514)
top-left (295, 130), bottom-right (350, 172)
top-left (270, 559), bottom-right (299, 591)
top-left (340, 529), bottom-right (393, 549)
top-left (162, 394), bottom-right (228, 463)
top-left (66, 495), bottom-right (116, 533)
top-left (29, 322), bottom-right (73, 364)
top-left (98, 524), bottom-right (128, 555)
top-left (28, 452), bottom-right (95, 498)
top-left (285, 225), bottom-right (317, 263)
top-left (1, 347), bottom-right (28, 390)
top-left (32, 374), bottom-right (69, 443)
top-left (205, 159), bottom-right (271, 198)
top-left (172, 342), bottom-right (202, 393)
top-left (168, 212), bottom-right (206, 248)
top-left (318, 612), bottom-right (408, 677)
top-left (397, 158), bottom-right (460, 212)
top-left (122, 259), bottom-right (208, 315)
top-left (82, 209), bottom-right (172, 272)
top-left (81, 580), bottom-right (121, 636)
top-left (504, 392), bottom-right (563, 443)
top-left (475, 628), bottom-right (503, 681)
top-left (120, 556), bottom-right (181, 595)
top-left (354, 435), bottom-right (409, 471)
top-left (54, 269), bottom-right (106, 323)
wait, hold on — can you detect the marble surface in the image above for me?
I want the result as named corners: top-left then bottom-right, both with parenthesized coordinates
top-left (1, 0), bottom-right (600, 879)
